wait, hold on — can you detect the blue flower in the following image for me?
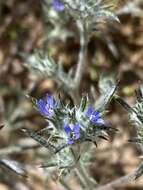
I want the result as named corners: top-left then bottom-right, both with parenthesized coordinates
top-left (36, 94), bottom-right (58, 118)
top-left (64, 123), bottom-right (80, 145)
top-left (52, 0), bottom-right (65, 11)
top-left (86, 106), bottom-right (104, 125)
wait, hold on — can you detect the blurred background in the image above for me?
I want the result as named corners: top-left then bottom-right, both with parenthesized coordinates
top-left (0, 0), bottom-right (143, 189)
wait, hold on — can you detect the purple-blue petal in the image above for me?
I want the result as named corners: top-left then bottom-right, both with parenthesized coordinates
top-left (46, 95), bottom-right (54, 107)
top-left (64, 123), bottom-right (81, 144)
top-left (86, 106), bottom-right (94, 117)
top-left (64, 124), bottom-right (71, 134)
top-left (36, 95), bottom-right (57, 118)
top-left (52, 0), bottom-right (65, 11)
top-left (67, 138), bottom-right (74, 145)
top-left (92, 111), bottom-right (100, 117)
top-left (95, 118), bottom-right (105, 125)
top-left (73, 123), bottom-right (80, 133)
top-left (46, 94), bottom-right (58, 109)
top-left (36, 99), bottom-right (49, 116)
top-left (86, 106), bottom-right (105, 125)
top-left (90, 111), bottom-right (100, 122)
top-left (74, 132), bottom-right (80, 140)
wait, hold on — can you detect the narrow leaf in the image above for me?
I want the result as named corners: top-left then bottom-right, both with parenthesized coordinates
top-left (95, 82), bottom-right (118, 112)
top-left (0, 124), bottom-right (4, 130)
top-left (0, 159), bottom-right (27, 177)
top-left (22, 128), bottom-right (56, 153)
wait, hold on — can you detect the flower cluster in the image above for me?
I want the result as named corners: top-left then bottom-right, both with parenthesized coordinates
top-left (86, 106), bottom-right (104, 126)
top-left (36, 94), bottom-right (58, 118)
top-left (64, 123), bottom-right (80, 145)
top-left (36, 94), bottom-right (108, 147)
top-left (51, 0), bottom-right (119, 24)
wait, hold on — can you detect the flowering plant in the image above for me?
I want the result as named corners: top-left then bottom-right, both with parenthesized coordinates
top-left (35, 94), bottom-right (112, 148)
top-left (23, 0), bottom-right (143, 189)
top-left (23, 85), bottom-right (118, 190)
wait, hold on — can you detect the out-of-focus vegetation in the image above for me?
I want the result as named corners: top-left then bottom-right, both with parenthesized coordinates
top-left (0, 0), bottom-right (143, 189)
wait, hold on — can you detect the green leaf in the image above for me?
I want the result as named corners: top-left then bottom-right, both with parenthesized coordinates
top-left (22, 128), bottom-right (56, 153)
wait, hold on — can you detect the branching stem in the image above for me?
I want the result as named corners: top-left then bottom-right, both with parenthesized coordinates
top-left (73, 19), bottom-right (87, 90)
top-left (94, 162), bottom-right (143, 190)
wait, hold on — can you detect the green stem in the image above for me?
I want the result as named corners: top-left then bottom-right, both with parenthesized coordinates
top-left (71, 148), bottom-right (94, 190)
top-left (59, 178), bottom-right (75, 190)
top-left (74, 167), bottom-right (87, 189)
top-left (73, 19), bottom-right (87, 90)
top-left (76, 163), bottom-right (93, 190)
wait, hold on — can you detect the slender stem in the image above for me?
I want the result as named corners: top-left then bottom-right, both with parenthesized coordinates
top-left (76, 163), bottom-right (93, 190)
top-left (94, 162), bottom-right (143, 190)
top-left (51, 19), bottom-right (88, 104)
top-left (70, 90), bottom-right (81, 105)
top-left (71, 148), bottom-right (93, 190)
top-left (68, 19), bottom-right (88, 105)
top-left (59, 178), bottom-right (75, 190)
top-left (0, 144), bottom-right (39, 157)
top-left (73, 19), bottom-right (87, 90)
top-left (74, 168), bottom-right (87, 189)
